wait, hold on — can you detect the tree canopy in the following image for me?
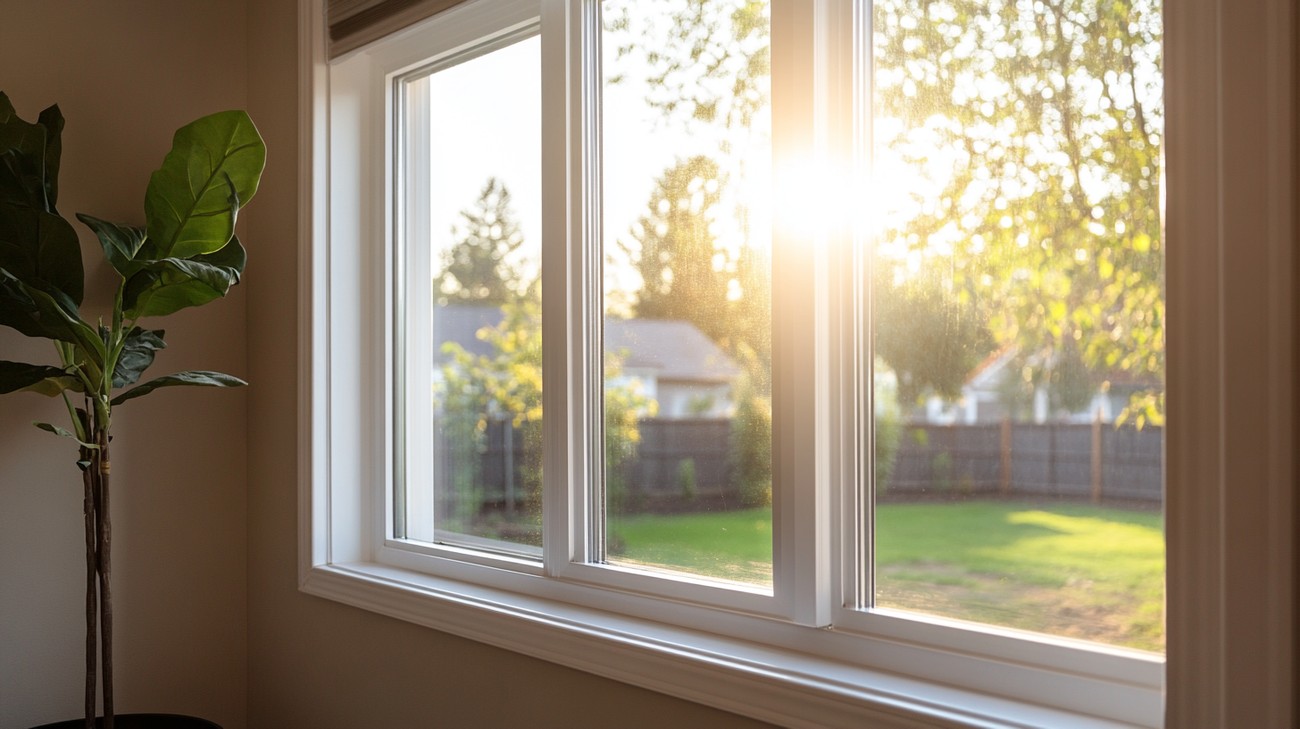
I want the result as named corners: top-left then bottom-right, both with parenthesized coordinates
top-left (872, 0), bottom-right (1164, 420)
top-left (436, 177), bottom-right (529, 307)
top-left (606, 0), bottom-right (1166, 422)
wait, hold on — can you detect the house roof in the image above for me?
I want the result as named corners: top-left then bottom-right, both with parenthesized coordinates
top-left (965, 345), bottom-right (1018, 389)
top-left (605, 317), bottom-right (741, 383)
top-left (433, 305), bottom-right (741, 383)
top-left (962, 344), bottom-right (1161, 390)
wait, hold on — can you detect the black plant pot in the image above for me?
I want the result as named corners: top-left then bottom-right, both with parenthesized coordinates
top-left (31, 715), bottom-right (221, 729)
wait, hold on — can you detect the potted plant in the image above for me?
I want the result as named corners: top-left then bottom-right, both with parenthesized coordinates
top-left (0, 92), bottom-right (265, 729)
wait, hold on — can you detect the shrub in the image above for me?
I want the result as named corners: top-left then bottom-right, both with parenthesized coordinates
top-left (677, 458), bottom-right (698, 502)
top-left (730, 393), bottom-right (772, 507)
top-left (874, 405), bottom-right (902, 494)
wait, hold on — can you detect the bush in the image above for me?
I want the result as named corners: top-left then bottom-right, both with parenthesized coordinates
top-left (874, 405), bottom-right (902, 494)
top-left (730, 393), bottom-right (772, 507)
top-left (677, 458), bottom-right (698, 502)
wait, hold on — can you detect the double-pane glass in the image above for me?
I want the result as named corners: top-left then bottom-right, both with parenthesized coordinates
top-left (400, 34), bottom-right (543, 553)
top-left (601, 0), bottom-right (774, 586)
top-left (868, 0), bottom-right (1165, 652)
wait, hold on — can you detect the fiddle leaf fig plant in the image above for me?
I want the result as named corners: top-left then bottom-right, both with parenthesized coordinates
top-left (0, 91), bottom-right (265, 729)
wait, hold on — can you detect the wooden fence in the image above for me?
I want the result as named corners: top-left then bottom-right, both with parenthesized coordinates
top-left (435, 417), bottom-right (1163, 514)
top-left (886, 420), bottom-right (1163, 503)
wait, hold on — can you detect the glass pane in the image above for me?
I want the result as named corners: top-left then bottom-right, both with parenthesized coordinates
top-left (403, 36), bottom-right (543, 553)
top-left (870, 0), bottom-right (1165, 652)
top-left (601, 0), bottom-right (773, 587)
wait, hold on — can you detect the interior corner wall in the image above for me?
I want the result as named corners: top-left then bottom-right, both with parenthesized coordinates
top-left (242, 1), bottom-right (771, 726)
top-left (0, 3), bottom-right (250, 728)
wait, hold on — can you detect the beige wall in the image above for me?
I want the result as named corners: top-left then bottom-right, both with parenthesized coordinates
top-left (0, 3), bottom-right (250, 728)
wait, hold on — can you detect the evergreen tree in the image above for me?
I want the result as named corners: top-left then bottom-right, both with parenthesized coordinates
top-left (623, 156), bottom-right (733, 346)
top-left (437, 177), bottom-right (527, 306)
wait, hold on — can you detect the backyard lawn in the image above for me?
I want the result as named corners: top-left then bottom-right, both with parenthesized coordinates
top-left (609, 500), bottom-right (1164, 652)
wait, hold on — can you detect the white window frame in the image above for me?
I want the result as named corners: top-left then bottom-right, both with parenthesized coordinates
top-left (297, 0), bottom-right (1296, 726)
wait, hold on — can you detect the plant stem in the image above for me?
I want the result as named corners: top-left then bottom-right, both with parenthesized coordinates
top-left (82, 440), bottom-right (97, 729)
top-left (96, 424), bottom-right (114, 729)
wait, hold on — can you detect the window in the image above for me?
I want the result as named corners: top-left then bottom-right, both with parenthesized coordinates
top-left (394, 29), bottom-right (544, 555)
top-left (301, 0), bottom-right (1296, 727)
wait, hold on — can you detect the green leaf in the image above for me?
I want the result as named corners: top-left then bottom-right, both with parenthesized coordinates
top-left (0, 360), bottom-right (67, 394)
top-left (144, 110), bottom-right (265, 259)
top-left (0, 96), bottom-right (81, 305)
top-left (123, 236), bottom-right (246, 319)
top-left (24, 374), bottom-right (82, 397)
top-left (76, 213), bottom-right (147, 278)
top-left (112, 327), bottom-right (166, 388)
top-left (0, 267), bottom-right (102, 362)
top-left (0, 268), bottom-right (48, 338)
top-left (110, 369), bottom-right (247, 406)
top-left (33, 421), bottom-right (99, 450)
top-left (36, 105), bottom-right (63, 210)
top-left (0, 204), bottom-right (84, 305)
top-left (0, 101), bottom-right (49, 209)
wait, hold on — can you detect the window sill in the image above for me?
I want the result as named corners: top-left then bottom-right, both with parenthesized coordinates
top-left (300, 563), bottom-right (1147, 729)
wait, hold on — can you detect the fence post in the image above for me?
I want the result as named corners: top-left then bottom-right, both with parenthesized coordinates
top-left (999, 417), bottom-right (1012, 495)
top-left (1090, 412), bottom-right (1102, 504)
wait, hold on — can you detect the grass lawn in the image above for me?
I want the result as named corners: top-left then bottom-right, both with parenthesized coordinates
top-left (609, 500), bottom-right (1164, 652)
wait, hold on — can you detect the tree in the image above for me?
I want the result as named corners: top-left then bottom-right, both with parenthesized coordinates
top-left (872, 262), bottom-right (995, 405)
top-left (436, 177), bottom-right (527, 306)
top-left (604, 0), bottom-right (770, 135)
top-left (622, 156), bottom-right (733, 344)
top-left (608, 0), bottom-right (1167, 423)
top-left (439, 298), bottom-right (654, 528)
top-left (605, 3), bottom-right (774, 387)
top-left (872, 0), bottom-right (1165, 422)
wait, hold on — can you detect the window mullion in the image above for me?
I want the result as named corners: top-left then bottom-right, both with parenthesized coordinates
top-left (542, 0), bottom-right (601, 576)
top-left (822, 0), bottom-right (869, 615)
top-left (771, 0), bottom-right (832, 627)
top-left (396, 72), bottom-right (434, 543)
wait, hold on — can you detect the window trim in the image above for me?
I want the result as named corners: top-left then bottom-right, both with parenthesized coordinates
top-left (297, 0), bottom-right (1297, 726)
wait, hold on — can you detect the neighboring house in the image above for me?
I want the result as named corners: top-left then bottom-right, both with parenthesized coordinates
top-left (433, 305), bottom-right (742, 419)
top-left (923, 346), bottom-right (1154, 425)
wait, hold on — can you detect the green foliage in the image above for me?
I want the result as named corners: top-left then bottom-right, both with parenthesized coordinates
top-left (872, 0), bottom-right (1165, 418)
top-left (144, 110), bottom-right (264, 259)
top-left (604, 0), bottom-right (771, 134)
top-left (436, 177), bottom-right (528, 307)
top-left (610, 0), bottom-right (1166, 419)
top-left (729, 388), bottom-right (771, 507)
top-left (873, 264), bottom-right (994, 404)
top-left (619, 156), bottom-right (772, 394)
top-left (110, 370), bottom-right (247, 406)
top-left (438, 297), bottom-right (542, 526)
top-left (0, 93), bottom-right (262, 433)
top-left (0, 360), bottom-right (68, 395)
top-left (438, 297), bottom-right (656, 520)
top-left (0, 94), bottom-right (264, 724)
top-left (873, 392), bottom-right (904, 493)
top-left (605, 373), bottom-right (655, 514)
top-left (930, 451), bottom-right (954, 492)
top-left (0, 95), bottom-right (82, 307)
top-left (604, 5), bottom-right (775, 393)
top-left (676, 458), bottom-right (697, 502)
top-left (623, 156), bottom-right (731, 339)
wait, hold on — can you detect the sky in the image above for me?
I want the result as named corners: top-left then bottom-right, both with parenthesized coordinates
top-left (417, 15), bottom-right (774, 310)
